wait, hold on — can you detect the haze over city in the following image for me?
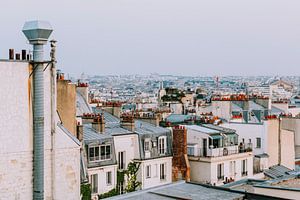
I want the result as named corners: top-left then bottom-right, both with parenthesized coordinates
top-left (2, 1), bottom-right (300, 200)
top-left (1, 0), bottom-right (300, 76)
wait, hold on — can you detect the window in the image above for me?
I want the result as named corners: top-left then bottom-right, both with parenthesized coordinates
top-left (118, 181), bottom-right (125, 194)
top-left (118, 151), bottom-right (126, 170)
top-left (91, 174), bottom-right (98, 194)
top-left (187, 146), bottom-right (195, 156)
top-left (256, 138), bottom-right (261, 148)
top-left (144, 140), bottom-right (150, 151)
top-left (106, 171), bottom-right (112, 185)
top-left (154, 164), bottom-right (158, 177)
top-left (230, 161), bottom-right (236, 177)
top-left (89, 145), bottom-right (111, 162)
top-left (217, 163), bottom-right (224, 180)
top-left (158, 136), bottom-right (167, 155)
top-left (101, 145), bottom-right (111, 160)
top-left (242, 159), bottom-right (248, 176)
top-left (146, 165), bottom-right (151, 178)
top-left (160, 163), bottom-right (166, 180)
top-left (89, 146), bottom-right (99, 162)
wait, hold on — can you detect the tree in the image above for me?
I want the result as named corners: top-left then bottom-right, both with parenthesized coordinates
top-left (80, 183), bottom-right (91, 200)
top-left (125, 161), bottom-right (141, 192)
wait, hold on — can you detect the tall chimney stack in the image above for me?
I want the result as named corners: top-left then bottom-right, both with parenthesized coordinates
top-left (120, 115), bottom-right (135, 131)
top-left (22, 20), bottom-right (53, 200)
top-left (92, 114), bottom-right (105, 133)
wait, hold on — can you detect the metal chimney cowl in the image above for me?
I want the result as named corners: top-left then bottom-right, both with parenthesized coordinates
top-left (22, 20), bottom-right (53, 200)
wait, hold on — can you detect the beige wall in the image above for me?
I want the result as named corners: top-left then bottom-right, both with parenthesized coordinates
top-left (0, 61), bottom-right (80, 200)
top-left (57, 80), bottom-right (77, 136)
top-left (266, 118), bottom-right (296, 169)
top-left (282, 118), bottom-right (300, 160)
top-left (280, 129), bottom-right (295, 169)
top-left (266, 119), bottom-right (280, 167)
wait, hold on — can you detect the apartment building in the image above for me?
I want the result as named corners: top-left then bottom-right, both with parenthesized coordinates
top-left (185, 124), bottom-right (253, 186)
top-left (78, 92), bottom-right (173, 198)
top-left (133, 120), bottom-right (173, 189)
top-left (0, 21), bottom-right (80, 200)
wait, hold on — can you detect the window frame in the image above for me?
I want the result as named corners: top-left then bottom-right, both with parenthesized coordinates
top-left (144, 139), bottom-right (151, 152)
top-left (146, 165), bottom-right (151, 178)
top-left (118, 151), bottom-right (126, 170)
top-left (91, 174), bottom-right (98, 194)
top-left (160, 163), bottom-right (166, 180)
top-left (217, 163), bottom-right (224, 180)
top-left (106, 171), bottom-right (112, 186)
top-left (158, 136), bottom-right (167, 155)
top-left (88, 144), bottom-right (112, 162)
top-left (256, 137), bottom-right (261, 149)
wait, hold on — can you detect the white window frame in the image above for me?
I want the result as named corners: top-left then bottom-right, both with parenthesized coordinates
top-left (154, 164), bottom-right (158, 177)
top-left (88, 146), bottom-right (100, 162)
top-left (158, 136), bottom-right (167, 155)
top-left (91, 174), bottom-right (98, 194)
top-left (118, 151), bottom-right (126, 170)
top-left (242, 159), bottom-right (248, 176)
top-left (217, 163), bottom-right (224, 180)
top-left (144, 139), bottom-right (151, 152)
top-left (100, 145), bottom-right (111, 161)
top-left (106, 171), bottom-right (112, 185)
top-left (160, 163), bottom-right (166, 180)
top-left (146, 165), bottom-right (151, 178)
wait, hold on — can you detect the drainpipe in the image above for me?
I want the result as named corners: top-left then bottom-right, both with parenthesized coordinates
top-left (23, 20), bottom-right (53, 200)
top-left (50, 40), bottom-right (57, 198)
top-left (278, 117), bottom-right (282, 165)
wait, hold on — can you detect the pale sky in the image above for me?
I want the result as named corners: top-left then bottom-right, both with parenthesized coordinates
top-left (0, 0), bottom-right (299, 77)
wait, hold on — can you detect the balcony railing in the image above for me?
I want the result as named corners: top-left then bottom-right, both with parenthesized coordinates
top-left (188, 144), bottom-right (252, 158)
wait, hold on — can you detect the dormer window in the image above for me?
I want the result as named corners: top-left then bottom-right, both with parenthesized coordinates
top-left (144, 139), bottom-right (151, 152)
top-left (158, 136), bottom-right (167, 155)
top-left (89, 146), bottom-right (99, 162)
top-left (88, 144), bottom-right (111, 162)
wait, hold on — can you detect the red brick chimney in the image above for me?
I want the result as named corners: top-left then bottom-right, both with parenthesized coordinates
top-left (92, 114), bottom-right (105, 133)
top-left (172, 126), bottom-right (190, 182)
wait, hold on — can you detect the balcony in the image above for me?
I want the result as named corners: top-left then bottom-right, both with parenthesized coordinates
top-left (188, 143), bottom-right (252, 158)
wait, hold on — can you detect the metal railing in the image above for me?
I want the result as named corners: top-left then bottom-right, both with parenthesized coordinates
top-left (188, 144), bottom-right (252, 158)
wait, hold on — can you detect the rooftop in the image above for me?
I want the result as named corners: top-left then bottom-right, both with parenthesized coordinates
top-left (107, 181), bottom-right (245, 200)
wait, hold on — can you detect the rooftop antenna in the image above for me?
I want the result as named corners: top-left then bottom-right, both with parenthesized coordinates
top-left (22, 20), bottom-right (53, 200)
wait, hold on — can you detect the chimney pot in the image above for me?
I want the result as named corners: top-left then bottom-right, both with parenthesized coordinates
top-left (9, 49), bottom-right (14, 60)
top-left (15, 53), bottom-right (20, 60)
top-left (21, 50), bottom-right (26, 60)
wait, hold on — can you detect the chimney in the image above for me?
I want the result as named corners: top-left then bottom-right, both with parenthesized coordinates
top-left (172, 126), bottom-right (190, 182)
top-left (15, 53), bottom-right (20, 60)
top-left (21, 49), bottom-right (26, 60)
top-left (9, 49), bottom-right (14, 60)
top-left (92, 114), bottom-right (105, 133)
top-left (77, 123), bottom-right (83, 141)
top-left (120, 115), bottom-right (135, 131)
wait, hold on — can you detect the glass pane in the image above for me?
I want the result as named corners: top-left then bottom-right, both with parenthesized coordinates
top-left (101, 146), bottom-right (105, 159)
top-left (89, 147), bottom-right (94, 161)
top-left (95, 147), bottom-right (99, 160)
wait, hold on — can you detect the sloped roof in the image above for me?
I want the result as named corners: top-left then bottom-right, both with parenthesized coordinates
top-left (264, 165), bottom-right (292, 179)
top-left (76, 91), bottom-right (92, 116)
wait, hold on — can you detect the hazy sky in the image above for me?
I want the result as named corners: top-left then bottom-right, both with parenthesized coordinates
top-left (0, 0), bottom-right (299, 77)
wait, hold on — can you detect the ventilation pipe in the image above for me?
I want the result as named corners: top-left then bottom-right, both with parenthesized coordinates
top-left (22, 20), bottom-right (53, 200)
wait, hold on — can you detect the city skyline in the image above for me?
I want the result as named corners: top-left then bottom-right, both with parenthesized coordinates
top-left (0, 0), bottom-right (300, 77)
